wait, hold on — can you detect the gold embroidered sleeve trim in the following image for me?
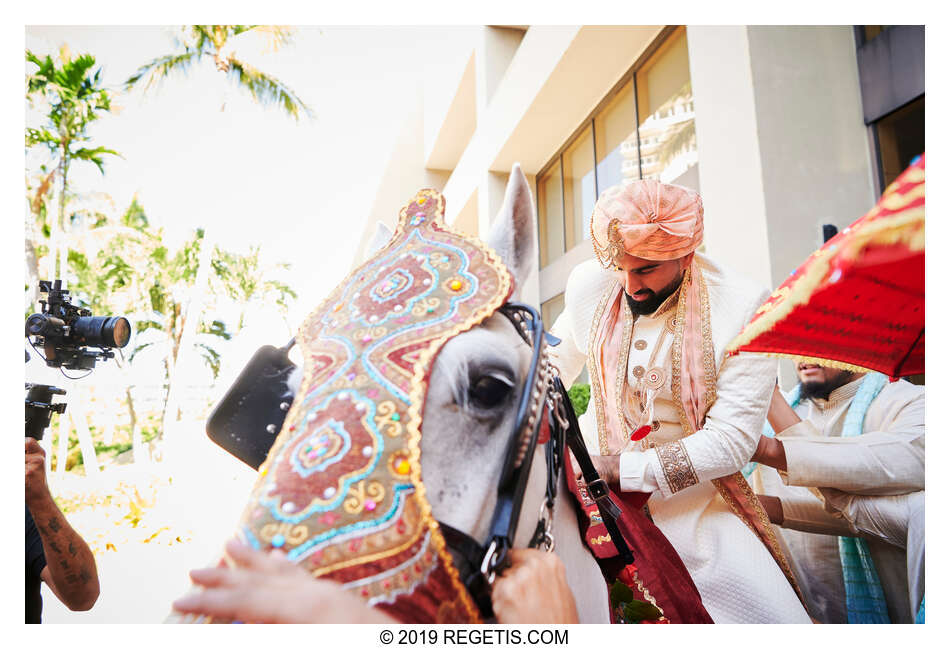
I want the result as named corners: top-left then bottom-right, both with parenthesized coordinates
top-left (655, 440), bottom-right (699, 494)
top-left (587, 283), bottom-right (618, 456)
top-left (670, 267), bottom-right (695, 436)
top-left (613, 303), bottom-right (635, 452)
top-left (697, 269), bottom-right (717, 409)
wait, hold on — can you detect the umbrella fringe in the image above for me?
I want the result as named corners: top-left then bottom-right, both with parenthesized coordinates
top-left (726, 207), bottom-right (923, 354)
top-left (732, 351), bottom-right (892, 377)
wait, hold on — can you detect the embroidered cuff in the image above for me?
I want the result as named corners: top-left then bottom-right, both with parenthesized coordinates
top-left (655, 440), bottom-right (699, 495)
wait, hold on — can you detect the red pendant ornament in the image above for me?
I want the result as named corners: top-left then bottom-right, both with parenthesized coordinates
top-left (630, 425), bottom-right (651, 442)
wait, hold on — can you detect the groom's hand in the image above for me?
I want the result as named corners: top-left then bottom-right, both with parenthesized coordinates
top-left (575, 454), bottom-right (621, 489)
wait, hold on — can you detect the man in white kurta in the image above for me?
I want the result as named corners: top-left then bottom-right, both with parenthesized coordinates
top-left (750, 366), bottom-right (924, 623)
top-left (550, 180), bottom-right (809, 623)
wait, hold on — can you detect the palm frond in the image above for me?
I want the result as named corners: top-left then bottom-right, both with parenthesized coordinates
top-left (195, 342), bottom-right (222, 377)
top-left (72, 146), bottom-right (122, 173)
top-left (226, 59), bottom-right (313, 121)
top-left (244, 25), bottom-right (296, 52)
top-left (25, 127), bottom-right (59, 150)
top-left (124, 50), bottom-right (202, 92)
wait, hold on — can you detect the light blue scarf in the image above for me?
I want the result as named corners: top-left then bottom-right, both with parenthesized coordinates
top-left (743, 373), bottom-right (892, 623)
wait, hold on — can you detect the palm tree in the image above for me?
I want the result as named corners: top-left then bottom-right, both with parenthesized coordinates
top-left (25, 47), bottom-right (120, 296)
top-left (123, 25), bottom-right (312, 120)
top-left (123, 26), bottom-right (310, 445)
top-left (67, 196), bottom-right (297, 460)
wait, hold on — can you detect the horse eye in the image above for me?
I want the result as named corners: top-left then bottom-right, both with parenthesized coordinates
top-left (469, 374), bottom-right (513, 409)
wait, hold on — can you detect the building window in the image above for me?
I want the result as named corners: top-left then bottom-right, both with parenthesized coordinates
top-left (862, 25), bottom-right (890, 44)
top-left (635, 27), bottom-right (697, 185)
top-left (874, 95), bottom-right (924, 189)
top-left (595, 79), bottom-right (637, 191)
top-left (541, 292), bottom-right (565, 327)
top-left (563, 124), bottom-right (596, 251)
top-left (537, 159), bottom-right (564, 268)
top-left (536, 26), bottom-right (696, 271)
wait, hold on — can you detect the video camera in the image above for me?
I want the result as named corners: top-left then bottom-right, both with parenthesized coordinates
top-left (25, 279), bottom-right (131, 371)
top-left (25, 279), bottom-right (131, 440)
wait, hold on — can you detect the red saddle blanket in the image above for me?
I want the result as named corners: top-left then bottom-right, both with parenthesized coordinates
top-left (565, 454), bottom-right (713, 624)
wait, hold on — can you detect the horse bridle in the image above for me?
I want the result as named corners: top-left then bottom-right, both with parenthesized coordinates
top-left (437, 302), bottom-right (635, 619)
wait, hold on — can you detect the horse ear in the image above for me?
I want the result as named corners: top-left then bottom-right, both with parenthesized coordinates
top-left (362, 221), bottom-right (394, 262)
top-left (485, 163), bottom-right (537, 297)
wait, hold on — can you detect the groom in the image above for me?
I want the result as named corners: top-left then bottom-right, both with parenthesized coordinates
top-left (549, 179), bottom-right (810, 622)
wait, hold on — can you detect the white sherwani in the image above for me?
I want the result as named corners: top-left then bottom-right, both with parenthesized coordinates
top-left (550, 255), bottom-right (810, 623)
top-left (752, 377), bottom-right (925, 623)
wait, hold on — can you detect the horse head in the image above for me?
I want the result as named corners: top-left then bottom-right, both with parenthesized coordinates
top-left (177, 165), bottom-right (608, 623)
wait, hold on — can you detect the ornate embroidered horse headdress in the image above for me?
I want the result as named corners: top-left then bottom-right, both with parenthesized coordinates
top-left (236, 190), bottom-right (512, 622)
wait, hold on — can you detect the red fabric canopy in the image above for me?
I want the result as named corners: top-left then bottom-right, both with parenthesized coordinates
top-left (727, 154), bottom-right (924, 378)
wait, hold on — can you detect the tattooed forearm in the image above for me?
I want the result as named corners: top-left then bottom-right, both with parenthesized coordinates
top-left (31, 502), bottom-right (100, 610)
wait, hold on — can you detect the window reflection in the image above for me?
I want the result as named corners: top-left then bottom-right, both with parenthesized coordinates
top-left (595, 79), bottom-right (638, 190)
top-left (541, 292), bottom-right (565, 327)
top-left (537, 160), bottom-right (564, 268)
top-left (563, 125), bottom-right (596, 250)
top-left (635, 28), bottom-right (697, 186)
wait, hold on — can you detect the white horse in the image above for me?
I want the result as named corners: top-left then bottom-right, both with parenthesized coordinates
top-left (354, 165), bottom-right (609, 622)
top-left (171, 166), bottom-right (610, 623)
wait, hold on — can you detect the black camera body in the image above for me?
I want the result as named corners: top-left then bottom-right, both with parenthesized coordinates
top-left (25, 280), bottom-right (131, 371)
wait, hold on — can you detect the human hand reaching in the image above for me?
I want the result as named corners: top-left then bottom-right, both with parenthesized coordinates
top-left (172, 539), bottom-right (394, 624)
top-left (491, 549), bottom-right (579, 624)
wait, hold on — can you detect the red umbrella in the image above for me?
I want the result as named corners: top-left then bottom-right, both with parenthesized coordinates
top-left (727, 154), bottom-right (924, 378)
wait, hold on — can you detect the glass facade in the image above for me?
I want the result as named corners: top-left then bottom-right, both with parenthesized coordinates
top-left (594, 79), bottom-right (637, 191)
top-left (635, 29), bottom-right (696, 184)
top-left (562, 124), bottom-right (596, 251)
top-left (536, 27), bottom-right (696, 271)
top-left (537, 159), bottom-right (564, 268)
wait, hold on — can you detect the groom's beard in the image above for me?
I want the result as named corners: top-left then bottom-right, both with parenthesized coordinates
top-left (625, 273), bottom-right (684, 316)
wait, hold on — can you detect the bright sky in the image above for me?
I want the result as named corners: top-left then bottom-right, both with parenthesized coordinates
top-left (23, 25), bottom-right (472, 387)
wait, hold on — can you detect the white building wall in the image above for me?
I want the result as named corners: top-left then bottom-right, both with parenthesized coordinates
top-left (746, 25), bottom-right (876, 287)
top-left (687, 26), bottom-right (774, 286)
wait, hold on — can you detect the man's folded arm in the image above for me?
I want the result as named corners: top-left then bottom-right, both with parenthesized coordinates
top-left (779, 392), bottom-right (924, 495)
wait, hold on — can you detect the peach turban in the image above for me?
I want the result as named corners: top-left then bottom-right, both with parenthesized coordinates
top-left (591, 179), bottom-right (704, 264)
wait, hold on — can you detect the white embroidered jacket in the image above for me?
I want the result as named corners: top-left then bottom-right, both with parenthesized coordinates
top-left (549, 253), bottom-right (777, 498)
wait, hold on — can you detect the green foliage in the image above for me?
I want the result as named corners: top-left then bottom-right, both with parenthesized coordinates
top-left (124, 25), bottom-right (312, 121)
top-left (121, 196), bottom-right (149, 230)
top-left (25, 49), bottom-right (120, 174)
top-left (567, 383), bottom-right (591, 416)
top-left (609, 579), bottom-right (663, 623)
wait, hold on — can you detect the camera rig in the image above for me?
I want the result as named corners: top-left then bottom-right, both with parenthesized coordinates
top-left (25, 279), bottom-right (131, 371)
top-left (25, 279), bottom-right (130, 440)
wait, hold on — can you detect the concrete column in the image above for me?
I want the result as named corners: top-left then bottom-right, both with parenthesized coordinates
top-left (474, 27), bottom-right (526, 119)
top-left (687, 26), bottom-right (773, 286)
top-left (746, 25), bottom-right (875, 288)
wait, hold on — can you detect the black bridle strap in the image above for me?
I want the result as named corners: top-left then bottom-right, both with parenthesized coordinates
top-left (552, 376), bottom-right (636, 567)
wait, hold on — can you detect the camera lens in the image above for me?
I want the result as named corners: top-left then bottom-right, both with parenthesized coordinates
top-left (108, 317), bottom-right (131, 348)
top-left (72, 316), bottom-right (132, 349)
